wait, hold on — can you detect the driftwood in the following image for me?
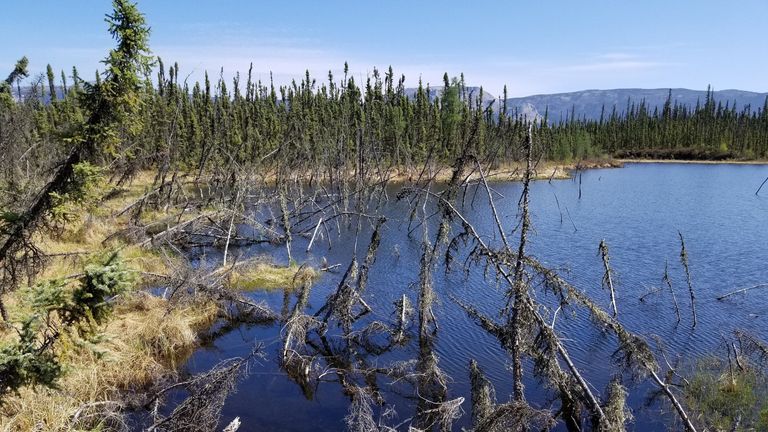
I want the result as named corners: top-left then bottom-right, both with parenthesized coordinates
top-left (306, 217), bottom-right (323, 252)
top-left (320, 263), bottom-right (342, 272)
top-left (565, 206), bottom-right (578, 232)
top-left (393, 294), bottom-right (413, 344)
top-left (551, 190), bottom-right (564, 224)
top-left (639, 286), bottom-right (663, 302)
top-left (717, 283), bottom-right (768, 300)
top-left (221, 417), bottom-right (241, 432)
top-left (138, 211), bottom-right (220, 247)
top-left (222, 189), bottom-right (243, 266)
top-left (70, 400), bottom-right (127, 431)
top-left (755, 176), bottom-right (768, 196)
top-left (474, 159), bottom-right (510, 249)
top-left (735, 330), bottom-right (768, 365)
top-left (113, 176), bottom-right (187, 217)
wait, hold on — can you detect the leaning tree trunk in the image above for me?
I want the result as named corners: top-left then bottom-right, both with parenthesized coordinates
top-left (0, 147), bottom-right (82, 320)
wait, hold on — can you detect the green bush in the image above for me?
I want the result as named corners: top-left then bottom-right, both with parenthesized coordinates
top-left (0, 253), bottom-right (133, 397)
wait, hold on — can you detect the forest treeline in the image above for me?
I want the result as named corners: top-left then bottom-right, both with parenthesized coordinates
top-left (546, 87), bottom-right (768, 161)
top-left (3, 56), bottom-right (768, 190)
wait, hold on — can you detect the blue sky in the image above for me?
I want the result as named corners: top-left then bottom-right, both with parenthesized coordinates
top-left (1, 0), bottom-right (766, 97)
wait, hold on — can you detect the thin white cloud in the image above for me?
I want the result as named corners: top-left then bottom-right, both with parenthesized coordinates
top-left (552, 60), bottom-right (670, 73)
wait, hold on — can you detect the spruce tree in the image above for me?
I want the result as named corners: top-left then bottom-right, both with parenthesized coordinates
top-left (46, 64), bottom-right (56, 101)
top-left (60, 69), bottom-right (68, 96)
top-left (3, 56), bottom-right (29, 100)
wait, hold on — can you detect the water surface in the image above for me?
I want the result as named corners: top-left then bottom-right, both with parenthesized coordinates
top-left (171, 163), bottom-right (768, 431)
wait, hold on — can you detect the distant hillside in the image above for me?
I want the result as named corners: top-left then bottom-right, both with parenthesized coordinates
top-left (505, 88), bottom-right (768, 124)
top-left (403, 86), bottom-right (542, 122)
top-left (12, 85), bottom-right (66, 103)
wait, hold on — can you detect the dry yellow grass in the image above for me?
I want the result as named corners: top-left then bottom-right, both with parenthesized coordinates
top-left (0, 292), bottom-right (218, 431)
top-left (0, 171), bottom-right (310, 431)
top-left (33, 171), bottom-right (175, 279)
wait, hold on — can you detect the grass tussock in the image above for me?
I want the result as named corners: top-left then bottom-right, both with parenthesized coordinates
top-left (685, 357), bottom-right (768, 431)
top-left (227, 260), bottom-right (317, 291)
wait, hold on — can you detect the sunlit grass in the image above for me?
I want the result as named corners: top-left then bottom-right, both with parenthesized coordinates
top-left (0, 292), bottom-right (218, 431)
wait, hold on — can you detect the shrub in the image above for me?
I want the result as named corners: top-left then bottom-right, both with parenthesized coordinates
top-left (0, 253), bottom-right (133, 397)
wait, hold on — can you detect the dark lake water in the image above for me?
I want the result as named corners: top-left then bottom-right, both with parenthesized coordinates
top-left (166, 163), bottom-right (768, 431)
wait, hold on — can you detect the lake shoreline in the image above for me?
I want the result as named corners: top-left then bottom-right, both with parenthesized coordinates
top-left (618, 158), bottom-right (768, 165)
top-left (387, 158), bottom-right (625, 183)
top-left (386, 156), bottom-right (768, 183)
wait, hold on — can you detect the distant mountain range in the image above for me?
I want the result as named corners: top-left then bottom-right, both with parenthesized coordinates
top-left (405, 87), bottom-right (768, 124)
top-left (504, 88), bottom-right (768, 123)
top-left (16, 85), bottom-right (768, 124)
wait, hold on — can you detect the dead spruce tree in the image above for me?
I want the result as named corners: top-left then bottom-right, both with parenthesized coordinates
top-left (147, 355), bottom-right (254, 432)
top-left (678, 231), bottom-right (697, 327)
top-left (506, 125), bottom-right (535, 403)
top-left (434, 129), bottom-right (607, 430)
top-left (663, 260), bottom-right (682, 323)
top-left (598, 239), bottom-right (618, 317)
top-left (468, 358), bottom-right (554, 432)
